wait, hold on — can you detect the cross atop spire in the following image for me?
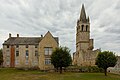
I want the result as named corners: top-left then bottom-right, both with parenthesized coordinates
top-left (80, 4), bottom-right (88, 23)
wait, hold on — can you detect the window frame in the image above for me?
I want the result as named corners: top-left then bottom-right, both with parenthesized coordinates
top-left (15, 59), bottom-right (19, 65)
top-left (25, 57), bottom-right (29, 64)
top-left (26, 50), bottom-right (29, 57)
top-left (45, 59), bottom-right (51, 65)
top-left (16, 51), bottom-right (19, 57)
top-left (35, 50), bottom-right (38, 56)
top-left (44, 47), bottom-right (53, 55)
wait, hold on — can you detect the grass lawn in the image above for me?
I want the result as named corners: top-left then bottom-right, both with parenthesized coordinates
top-left (0, 68), bottom-right (120, 80)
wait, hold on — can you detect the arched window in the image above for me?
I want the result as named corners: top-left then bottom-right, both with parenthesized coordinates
top-left (86, 25), bottom-right (88, 31)
top-left (81, 25), bottom-right (84, 31)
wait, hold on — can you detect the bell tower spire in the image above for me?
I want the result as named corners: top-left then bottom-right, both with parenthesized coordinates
top-left (80, 4), bottom-right (87, 23)
top-left (73, 4), bottom-right (100, 67)
top-left (76, 4), bottom-right (91, 51)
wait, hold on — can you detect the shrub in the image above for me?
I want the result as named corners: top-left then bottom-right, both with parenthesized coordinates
top-left (79, 66), bottom-right (104, 72)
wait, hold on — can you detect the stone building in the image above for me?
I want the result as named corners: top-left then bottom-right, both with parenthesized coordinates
top-left (3, 31), bottom-right (59, 70)
top-left (73, 4), bottom-right (100, 66)
top-left (108, 56), bottom-right (120, 74)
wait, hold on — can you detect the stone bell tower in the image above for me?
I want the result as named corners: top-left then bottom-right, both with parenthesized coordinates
top-left (73, 4), bottom-right (100, 66)
top-left (76, 4), bottom-right (92, 52)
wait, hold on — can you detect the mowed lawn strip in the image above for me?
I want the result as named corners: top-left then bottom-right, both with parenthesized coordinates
top-left (0, 68), bottom-right (120, 80)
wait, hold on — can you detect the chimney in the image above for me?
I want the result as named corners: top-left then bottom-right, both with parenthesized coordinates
top-left (17, 34), bottom-right (19, 37)
top-left (9, 33), bottom-right (11, 38)
top-left (41, 35), bottom-right (43, 37)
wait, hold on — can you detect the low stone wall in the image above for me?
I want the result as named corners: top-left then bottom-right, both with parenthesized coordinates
top-left (108, 68), bottom-right (120, 75)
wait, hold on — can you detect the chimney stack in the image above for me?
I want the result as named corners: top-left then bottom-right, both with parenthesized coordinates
top-left (41, 35), bottom-right (43, 37)
top-left (9, 33), bottom-right (11, 38)
top-left (17, 34), bottom-right (19, 37)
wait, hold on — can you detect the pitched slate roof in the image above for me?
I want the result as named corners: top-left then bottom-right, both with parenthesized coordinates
top-left (3, 37), bottom-right (58, 45)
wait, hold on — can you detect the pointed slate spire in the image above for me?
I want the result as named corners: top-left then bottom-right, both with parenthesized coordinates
top-left (80, 4), bottom-right (87, 22)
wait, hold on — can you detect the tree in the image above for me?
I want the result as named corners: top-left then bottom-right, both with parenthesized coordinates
top-left (0, 49), bottom-right (3, 66)
top-left (51, 47), bottom-right (72, 74)
top-left (96, 51), bottom-right (117, 76)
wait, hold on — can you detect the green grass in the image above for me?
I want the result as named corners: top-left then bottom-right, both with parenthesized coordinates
top-left (0, 68), bottom-right (120, 80)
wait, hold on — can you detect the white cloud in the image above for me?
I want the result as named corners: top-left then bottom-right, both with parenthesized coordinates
top-left (0, 0), bottom-right (120, 55)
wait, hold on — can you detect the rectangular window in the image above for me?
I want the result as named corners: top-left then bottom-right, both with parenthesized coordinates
top-left (26, 50), bottom-right (29, 57)
top-left (44, 47), bottom-right (53, 55)
top-left (16, 51), bottom-right (19, 57)
top-left (25, 50), bottom-right (29, 64)
top-left (35, 50), bottom-right (38, 56)
top-left (6, 50), bottom-right (10, 56)
top-left (49, 48), bottom-right (52, 55)
top-left (45, 48), bottom-right (49, 55)
top-left (45, 59), bottom-right (51, 65)
top-left (6, 57), bottom-right (10, 65)
top-left (26, 57), bottom-right (29, 64)
top-left (15, 59), bottom-right (19, 65)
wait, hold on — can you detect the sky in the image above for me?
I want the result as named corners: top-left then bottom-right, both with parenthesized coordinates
top-left (0, 0), bottom-right (120, 56)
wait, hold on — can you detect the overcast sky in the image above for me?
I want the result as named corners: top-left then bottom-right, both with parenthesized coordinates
top-left (0, 0), bottom-right (120, 56)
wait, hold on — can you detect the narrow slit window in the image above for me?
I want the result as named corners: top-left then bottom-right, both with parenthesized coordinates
top-left (81, 25), bottom-right (84, 31)
top-left (86, 25), bottom-right (88, 31)
top-left (26, 50), bottom-right (29, 57)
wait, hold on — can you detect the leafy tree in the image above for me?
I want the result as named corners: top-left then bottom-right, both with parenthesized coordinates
top-left (51, 47), bottom-right (72, 74)
top-left (96, 51), bottom-right (117, 76)
top-left (0, 49), bottom-right (3, 66)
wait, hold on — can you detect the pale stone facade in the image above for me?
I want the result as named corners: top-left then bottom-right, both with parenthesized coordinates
top-left (3, 31), bottom-right (59, 70)
top-left (73, 4), bottom-right (100, 66)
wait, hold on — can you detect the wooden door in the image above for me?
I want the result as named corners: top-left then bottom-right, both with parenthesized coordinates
top-left (10, 45), bottom-right (15, 67)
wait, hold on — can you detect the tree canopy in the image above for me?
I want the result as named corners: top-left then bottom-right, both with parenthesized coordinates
top-left (96, 51), bottom-right (117, 76)
top-left (51, 47), bottom-right (72, 73)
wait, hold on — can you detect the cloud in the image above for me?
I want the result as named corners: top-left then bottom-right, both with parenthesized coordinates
top-left (0, 0), bottom-right (120, 55)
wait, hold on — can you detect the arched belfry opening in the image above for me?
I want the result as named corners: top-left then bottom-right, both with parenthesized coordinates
top-left (81, 25), bottom-right (84, 31)
top-left (86, 25), bottom-right (88, 31)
